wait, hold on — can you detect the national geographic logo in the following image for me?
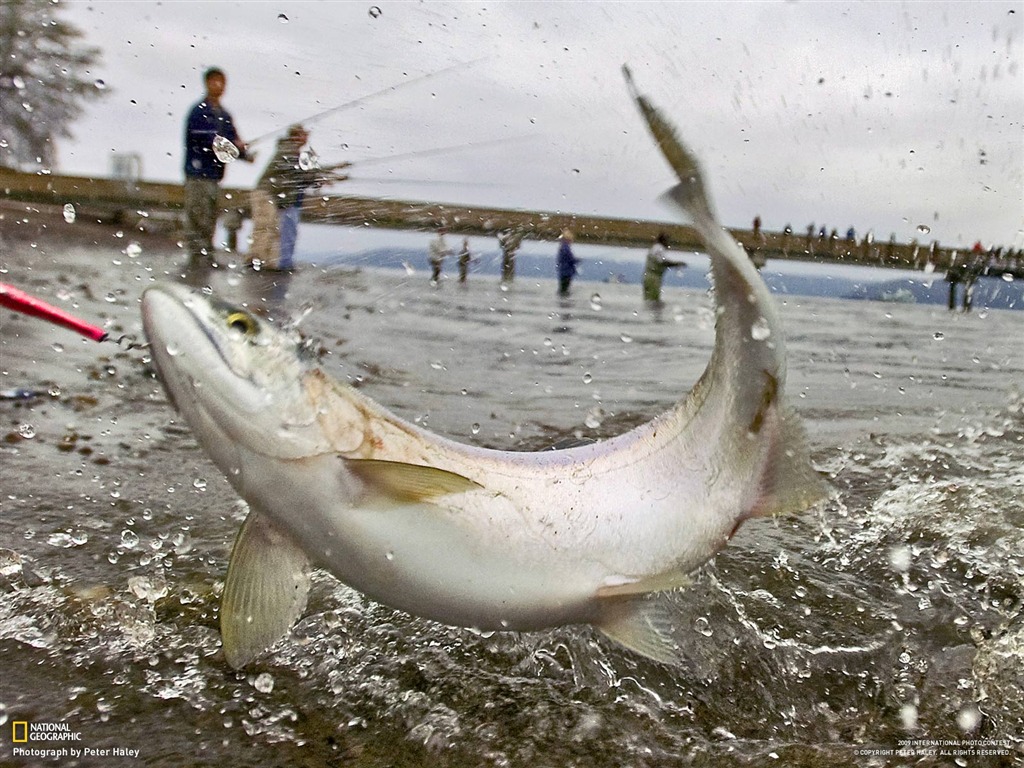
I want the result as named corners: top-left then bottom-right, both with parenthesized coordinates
top-left (9, 719), bottom-right (142, 760)
top-left (11, 720), bottom-right (83, 742)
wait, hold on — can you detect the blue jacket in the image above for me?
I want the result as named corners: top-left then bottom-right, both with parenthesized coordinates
top-left (184, 99), bottom-right (245, 180)
top-left (557, 240), bottom-right (579, 279)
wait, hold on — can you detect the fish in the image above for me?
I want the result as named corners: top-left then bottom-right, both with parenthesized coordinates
top-left (140, 69), bottom-right (828, 669)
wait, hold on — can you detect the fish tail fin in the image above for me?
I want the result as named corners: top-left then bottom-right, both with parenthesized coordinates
top-left (595, 594), bottom-right (681, 666)
top-left (751, 405), bottom-right (830, 518)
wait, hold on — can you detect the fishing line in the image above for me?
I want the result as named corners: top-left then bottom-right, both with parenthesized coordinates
top-left (246, 58), bottom-right (486, 148)
top-left (340, 134), bottom-right (535, 172)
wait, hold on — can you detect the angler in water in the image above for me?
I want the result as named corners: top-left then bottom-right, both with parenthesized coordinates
top-left (141, 70), bottom-right (827, 669)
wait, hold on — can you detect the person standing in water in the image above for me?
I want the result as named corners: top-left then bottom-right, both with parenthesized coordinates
top-left (251, 124), bottom-right (349, 271)
top-left (429, 227), bottom-right (452, 283)
top-left (642, 233), bottom-right (686, 303)
top-left (457, 237), bottom-right (472, 283)
top-left (498, 229), bottom-right (523, 284)
top-left (183, 67), bottom-right (253, 262)
top-left (556, 229), bottom-right (580, 296)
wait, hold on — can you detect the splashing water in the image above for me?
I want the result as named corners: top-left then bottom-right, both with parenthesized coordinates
top-left (212, 135), bottom-right (240, 164)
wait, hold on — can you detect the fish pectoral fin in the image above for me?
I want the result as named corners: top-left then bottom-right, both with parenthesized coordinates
top-left (595, 594), bottom-right (681, 666)
top-left (751, 405), bottom-right (831, 518)
top-left (220, 510), bottom-right (311, 669)
top-left (596, 570), bottom-right (693, 599)
top-left (347, 458), bottom-right (481, 503)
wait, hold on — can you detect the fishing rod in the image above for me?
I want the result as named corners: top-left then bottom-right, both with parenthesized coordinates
top-left (0, 283), bottom-right (144, 349)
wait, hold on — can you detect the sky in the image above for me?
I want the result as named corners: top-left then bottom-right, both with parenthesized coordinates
top-left (47, 1), bottom-right (1024, 250)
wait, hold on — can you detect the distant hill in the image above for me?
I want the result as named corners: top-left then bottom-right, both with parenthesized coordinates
top-left (312, 248), bottom-right (1023, 311)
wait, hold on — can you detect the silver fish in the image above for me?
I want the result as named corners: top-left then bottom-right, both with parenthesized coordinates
top-left (141, 70), bottom-right (827, 669)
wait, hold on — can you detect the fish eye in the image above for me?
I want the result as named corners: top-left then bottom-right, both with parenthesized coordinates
top-left (225, 311), bottom-right (258, 336)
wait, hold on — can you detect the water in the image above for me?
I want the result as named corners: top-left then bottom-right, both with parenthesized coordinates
top-left (1, 237), bottom-right (1021, 766)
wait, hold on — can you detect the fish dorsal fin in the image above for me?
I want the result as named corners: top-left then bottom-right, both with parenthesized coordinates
top-left (347, 458), bottom-right (481, 503)
top-left (220, 510), bottom-right (311, 669)
top-left (596, 593), bottom-right (682, 666)
top-left (750, 405), bottom-right (830, 518)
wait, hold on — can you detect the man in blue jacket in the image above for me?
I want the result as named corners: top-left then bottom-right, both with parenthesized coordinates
top-left (183, 67), bottom-right (252, 261)
top-left (556, 229), bottom-right (580, 296)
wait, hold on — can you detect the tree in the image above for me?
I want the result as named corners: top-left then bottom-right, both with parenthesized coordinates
top-left (0, 0), bottom-right (106, 169)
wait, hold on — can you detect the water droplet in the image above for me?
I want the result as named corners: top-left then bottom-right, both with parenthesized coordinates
top-left (47, 385), bottom-right (61, 397)
top-left (694, 616), bottom-right (714, 637)
top-left (212, 134), bottom-right (240, 164)
top-left (120, 529), bottom-right (140, 549)
top-left (1002, 272), bottom-right (1014, 283)
top-left (933, 332), bottom-right (945, 340)
top-left (104, 292), bottom-right (117, 304)
top-left (128, 575), bottom-right (168, 601)
top-left (47, 532), bottom-right (74, 548)
top-left (889, 545), bottom-right (912, 572)
top-left (385, 551), bottom-right (394, 561)
top-left (589, 293), bottom-right (603, 311)
top-left (582, 372), bottom-right (593, 384)
top-left (164, 342), bottom-right (181, 357)
top-left (51, 342), bottom-right (65, 353)
top-left (584, 408), bottom-right (603, 429)
top-left (750, 317), bottom-right (771, 341)
top-left (12, 75), bottom-right (25, 90)
top-left (956, 703), bottom-right (981, 733)
top-left (17, 424), bottom-right (36, 439)
top-left (62, 203), bottom-right (76, 223)
top-left (94, 78), bottom-right (106, 90)
top-left (471, 423), bottom-right (481, 435)
top-left (619, 333), bottom-right (632, 343)
top-left (900, 703), bottom-right (918, 730)
top-left (253, 672), bottom-right (275, 693)
top-left (916, 224), bottom-right (931, 235)
top-left (277, 13), bottom-right (289, 22)
top-left (368, 5), bottom-right (382, 18)
top-left (192, 478), bottom-right (207, 491)
top-left (125, 241), bottom-right (142, 258)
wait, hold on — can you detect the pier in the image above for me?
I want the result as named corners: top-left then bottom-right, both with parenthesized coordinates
top-left (3, 168), bottom-right (1020, 298)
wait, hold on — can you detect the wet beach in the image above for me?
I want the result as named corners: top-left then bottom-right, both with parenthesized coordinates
top-left (1, 206), bottom-right (1022, 767)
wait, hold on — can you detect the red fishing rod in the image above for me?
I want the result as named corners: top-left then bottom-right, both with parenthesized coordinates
top-left (1, 282), bottom-right (109, 342)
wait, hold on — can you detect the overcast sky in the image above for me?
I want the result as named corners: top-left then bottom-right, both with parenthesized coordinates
top-left (55, 1), bottom-right (1023, 249)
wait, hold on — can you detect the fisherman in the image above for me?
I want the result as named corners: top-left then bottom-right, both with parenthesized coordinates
top-left (252, 124), bottom-right (349, 271)
top-left (183, 67), bottom-right (253, 262)
top-left (457, 237), bottom-right (472, 283)
top-left (428, 227), bottom-right (452, 283)
top-left (642, 233), bottom-right (686, 303)
top-left (556, 229), bottom-right (580, 296)
top-left (498, 229), bottom-right (523, 283)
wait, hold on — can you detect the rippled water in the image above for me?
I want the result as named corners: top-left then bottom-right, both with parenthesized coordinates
top-left (1, 239), bottom-right (1021, 766)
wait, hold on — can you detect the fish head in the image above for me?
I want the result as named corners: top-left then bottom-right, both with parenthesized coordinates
top-left (141, 283), bottom-right (331, 470)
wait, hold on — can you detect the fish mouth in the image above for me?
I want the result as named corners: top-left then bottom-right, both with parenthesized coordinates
top-left (141, 283), bottom-right (250, 420)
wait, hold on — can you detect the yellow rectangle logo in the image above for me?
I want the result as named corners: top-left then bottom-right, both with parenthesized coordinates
top-left (12, 722), bottom-right (28, 743)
